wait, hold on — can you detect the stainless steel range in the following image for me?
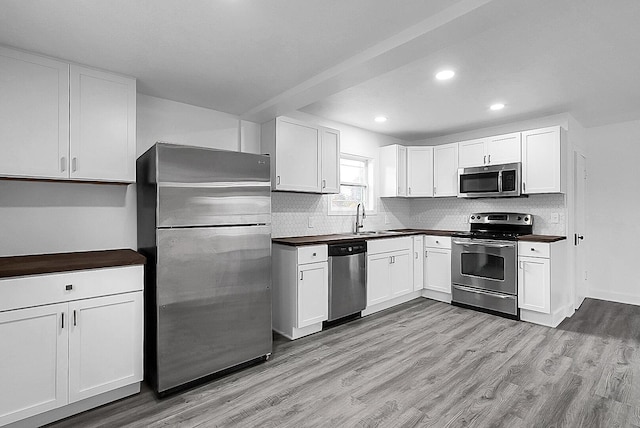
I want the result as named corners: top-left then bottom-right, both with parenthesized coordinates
top-left (451, 212), bottom-right (533, 319)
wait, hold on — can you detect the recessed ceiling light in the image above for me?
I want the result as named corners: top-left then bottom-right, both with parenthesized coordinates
top-left (490, 103), bottom-right (505, 111)
top-left (374, 116), bottom-right (387, 123)
top-left (435, 70), bottom-right (455, 80)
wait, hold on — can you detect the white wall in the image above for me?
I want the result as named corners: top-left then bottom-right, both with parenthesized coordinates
top-left (585, 118), bottom-right (640, 305)
top-left (0, 95), bottom-right (246, 257)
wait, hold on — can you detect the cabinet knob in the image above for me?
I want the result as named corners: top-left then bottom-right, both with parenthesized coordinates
top-left (65, 284), bottom-right (73, 291)
top-left (531, 248), bottom-right (535, 251)
top-left (312, 252), bottom-right (317, 256)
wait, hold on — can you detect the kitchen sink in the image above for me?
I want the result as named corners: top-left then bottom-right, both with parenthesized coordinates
top-left (353, 230), bottom-right (405, 236)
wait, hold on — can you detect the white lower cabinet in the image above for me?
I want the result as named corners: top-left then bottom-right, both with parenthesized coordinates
top-left (423, 236), bottom-right (452, 302)
top-left (0, 264), bottom-right (143, 427)
top-left (365, 237), bottom-right (413, 313)
top-left (272, 244), bottom-right (329, 339)
top-left (412, 235), bottom-right (424, 291)
top-left (517, 240), bottom-right (569, 327)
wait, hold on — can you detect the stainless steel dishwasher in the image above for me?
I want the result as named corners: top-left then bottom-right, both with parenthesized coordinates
top-left (327, 241), bottom-right (367, 322)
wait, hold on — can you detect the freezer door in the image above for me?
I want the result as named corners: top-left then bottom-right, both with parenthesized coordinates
top-left (155, 225), bottom-right (272, 393)
top-left (156, 143), bottom-right (270, 227)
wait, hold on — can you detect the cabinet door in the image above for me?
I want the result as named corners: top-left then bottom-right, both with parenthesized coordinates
top-left (458, 138), bottom-right (486, 168)
top-left (424, 249), bottom-right (452, 294)
top-left (320, 127), bottom-right (340, 194)
top-left (407, 147), bottom-right (433, 197)
top-left (0, 47), bottom-right (69, 179)
top-left (390, 251), bottom-right (412, 297)
top-left (367, 254), bottom-right (392, 306)
top-left (521, 127), bottom-right (562, 194)
top-left (297, 262), bottom-right (328, 328)
top-left (486, 132), bottom-right (521, 165)
top-left (68, 292), bottom-right (143, 403)
top-left (69, 65), bottom-right (136, 182)
top-left (433, 143), bottom-right (458, 197)
top-left (0, 303), bottom-right (68, 426)
top-left (275, 118), bottom-right (321, 192)
top-left (413, 236), bottom-right (424, 291)
top-left (518, 256), bottom-right (550, 313)
top-left (397, 145), bottom-right (408, 196)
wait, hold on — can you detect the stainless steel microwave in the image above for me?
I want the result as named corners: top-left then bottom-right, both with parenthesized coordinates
top-left (457, 162), bottom-right (521, 198)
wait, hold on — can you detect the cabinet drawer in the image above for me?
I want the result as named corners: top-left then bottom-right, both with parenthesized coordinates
top-left (518, 242), bottom-right (550, 258)
top-left (367, 237), bottom-right (412, 255)
top-left (424, 236), bottom-right (451, 249)
top-left (297, 245), bottom-right (328, 264)
top-left (0, 265), bottom-right (143, 312)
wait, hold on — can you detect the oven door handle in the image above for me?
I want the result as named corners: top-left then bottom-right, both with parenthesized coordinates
top-left (452, 239), bottom-right (515, 248)
top-left (453, 284), bottom-right (514, 299)
top-left (498, 170), bottom-right (503, 193)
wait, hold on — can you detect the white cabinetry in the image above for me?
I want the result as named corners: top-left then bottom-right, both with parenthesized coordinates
top-left (0, 262), bottom-right (143, 427)
top-left (517, 240), bottom-right (569, 327)
top-left (364, 237), bottom-right (413, 314)
top-left (379, 144), bottom-right (408, 197)
top-left (423, 236), bottom-right (452, 303)
top-left (521, 126), bottom-right (565, 194)
top-left (412, 235), bottom-right (424, 291)
top-left (433, 143), bottom-right (458, 197)
top-left (407, 147), bottom-right (433, 197)
top-left (272, 244), bottom-right (329, 339)
top-left (458, 133), bottom-right (521, 168)
top-left (0, 46), bottom-right (136, 183)
top-left (261, 117), bottom-right (340, 194)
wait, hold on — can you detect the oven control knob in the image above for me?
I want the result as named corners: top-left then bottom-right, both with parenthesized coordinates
top-left (524, 217), bottom-right (529, 221)
top-left (471, 216), bottom-right (475, 220)
top-left (517, 216), bottom-right (522, 221)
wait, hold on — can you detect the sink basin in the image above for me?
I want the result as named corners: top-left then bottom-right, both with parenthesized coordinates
top-left (353, 230), bottom-right (406, 236)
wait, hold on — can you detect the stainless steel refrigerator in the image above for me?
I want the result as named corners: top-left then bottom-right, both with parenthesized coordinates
top-left (137, 143), bottom-right (272, 396)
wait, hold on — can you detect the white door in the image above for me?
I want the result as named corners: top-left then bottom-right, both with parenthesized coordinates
top-left (458, 138), bottom-right (486, 167)
top-left (367, 254), bottom-right (392, 306)
top-left (486, 132), bottom-right (521, 165)
top-left (425, 249), bottom-right (452, 294)
top-left (397, 145), bottom-right (408, 196)
top-left (297, 262), bottom-right (328, 328)
top-left (0, 303), bottom-right (68, 426)
top-left (390, 251), bottom-right (412, 297)
top-left (69, 65), bottom-right (136, 182)
top-left (320, 128), bottom-right (340, 193)
top-left (521, 127), bottom-right (561, 194)
top-left (68, 292), bottom-right (143, 403)
top-left (518, 256), bottom-right (550, 313)
top-left (574, 151), bottom-right (587, 309)
top-left (0, 47), bottom-right (69, 179)
top-left (275, 118), bottom-right (321, 192)
top-left (413, 236), bottom-right (424, 291)
top-left (407, 147), bottom-right (434, 197)
top-left (433, 143), bottom-right (458, 197)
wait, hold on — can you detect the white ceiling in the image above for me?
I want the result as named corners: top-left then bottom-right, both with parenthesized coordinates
top-left (1, 0), bottom-right (639, 141)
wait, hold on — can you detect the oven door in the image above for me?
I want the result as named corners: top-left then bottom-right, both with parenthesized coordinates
top-left (451, 238), bottom-right (517, 294)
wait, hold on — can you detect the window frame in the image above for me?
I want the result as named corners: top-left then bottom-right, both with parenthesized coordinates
top-left (328, 153), bottom-right (376, 216)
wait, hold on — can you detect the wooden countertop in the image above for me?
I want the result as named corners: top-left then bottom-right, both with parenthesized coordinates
top-left (518, 234), bottom-right (566, 243)
top-left (0, 249), bottom-right (146, 279)
top-left (273, 230), bottom-right (566, 246)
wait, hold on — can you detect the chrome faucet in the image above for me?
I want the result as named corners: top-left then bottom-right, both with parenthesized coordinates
top-left (355, 203), bottom-right (366, 233)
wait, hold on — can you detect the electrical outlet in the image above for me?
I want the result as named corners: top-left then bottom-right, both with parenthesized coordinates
top-left (308, 216), bottom-right (314, 228)
top-left (550, 213), bottom-right (559, 224)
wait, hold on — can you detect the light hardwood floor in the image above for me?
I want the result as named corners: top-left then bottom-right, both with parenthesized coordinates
top-left (48, 298), bottom-right (640, 427)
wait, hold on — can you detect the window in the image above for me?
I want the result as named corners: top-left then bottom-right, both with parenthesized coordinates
top-left (329, 154), bottom-right (375, 215)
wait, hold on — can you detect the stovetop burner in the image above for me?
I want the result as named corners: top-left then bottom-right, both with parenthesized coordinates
top-left (457, 212), bottom-right (533, 239)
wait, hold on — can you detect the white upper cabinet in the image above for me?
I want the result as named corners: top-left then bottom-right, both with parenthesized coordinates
top-left (379, 144), bottom-right (408, 197)
top-left (521, 126), bottom-right (565, 194)
top-left (0, 47), bottom-right (136, 183)
top-left (320, 127), bottom-right (340, 193)
top-left (69, 66), bottom-right (136, 182)
top-left (262, 116), bottom-right (340, 194)
top-left (433, 143), bottom-right (458, 197)
top-left (458, 132), bottom-right (521, 168)
top-left (407, 146), bottom-right (433, 197)
top-left (0, 47), bottom-right (70, 179)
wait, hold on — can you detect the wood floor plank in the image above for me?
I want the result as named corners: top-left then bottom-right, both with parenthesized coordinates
top-left (46, 298), bottom-right (640, 428)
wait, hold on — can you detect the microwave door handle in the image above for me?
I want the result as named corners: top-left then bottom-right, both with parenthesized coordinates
top-left (497, 170), bottom-right (503, 193)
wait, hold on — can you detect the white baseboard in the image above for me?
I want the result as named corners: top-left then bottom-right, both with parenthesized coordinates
top-left (362, 291), bottom-right (421, 316)
top-left (588, 289), bottom-right (640, 307)
top-left (421, 289), bottom-right (451, 303)
top-left (273, 322), bottom-right (323, 340)
top-left (520, 304), bottom-right (571, 328)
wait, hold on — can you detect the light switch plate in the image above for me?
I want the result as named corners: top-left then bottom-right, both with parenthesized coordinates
top-left (384, 214), bottom-right (390, 224)
top-left (550, 213), bottom-right (559, 224)
top-left (308, 216), bottom-right (314, 228)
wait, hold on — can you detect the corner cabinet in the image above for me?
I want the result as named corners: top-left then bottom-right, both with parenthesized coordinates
top-left (261, 116), bottom-right (340, 194)
top-left (521, 126), bottom-right (566, 194)
top-left (407, 147), bottom-right (434, 197)
top-left (272, 244), bottom-right (329, 339)
top-left (379, 144), bottom-right (408, 197)
top-left (0, 250), bottom-right (145, 427)
top-left (0, 46), bottom-right (136, 183)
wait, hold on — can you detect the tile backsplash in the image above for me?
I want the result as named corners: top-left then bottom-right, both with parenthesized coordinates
top-left (271, 192), bottom-right (409, 238)
top-left (410, 193), bottom-right (566, 235)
